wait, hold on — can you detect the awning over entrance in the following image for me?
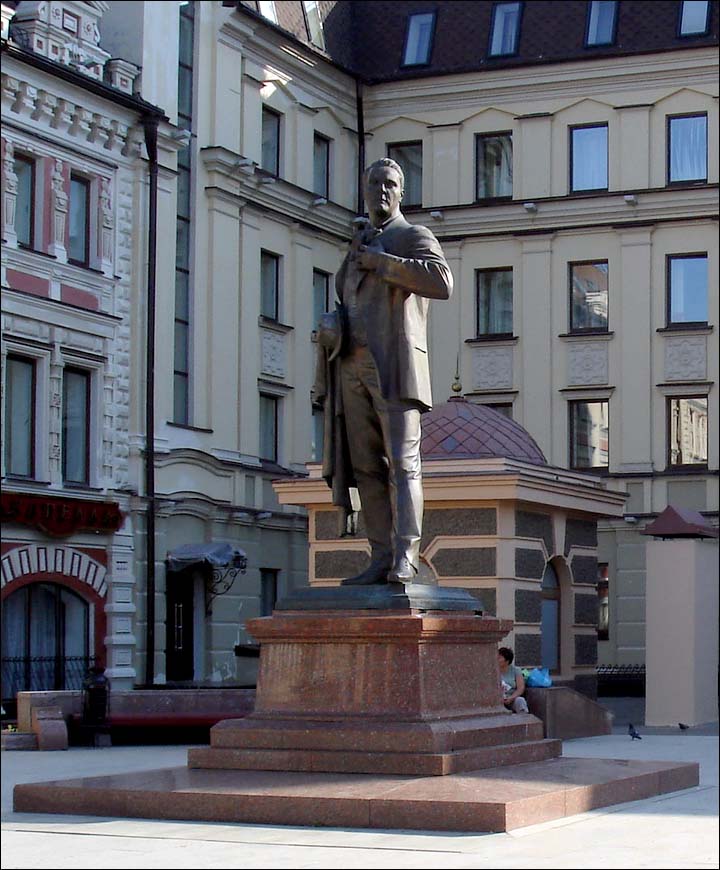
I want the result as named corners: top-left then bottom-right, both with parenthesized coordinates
top-left (165, 542), bottom-right (248, 573)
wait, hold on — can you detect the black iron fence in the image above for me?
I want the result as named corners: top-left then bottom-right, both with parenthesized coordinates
top-left (596, 664), bottom-right (646, 697)
top-left (1, 655), bottom-right (97, 703)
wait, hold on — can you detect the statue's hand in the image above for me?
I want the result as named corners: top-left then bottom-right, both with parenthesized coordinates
top-left (355, 245), bottom-right (386, 271)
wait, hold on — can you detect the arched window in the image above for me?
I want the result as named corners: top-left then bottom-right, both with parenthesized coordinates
top-left (1, 582), bottom-right (90, 703)
top-left (541, 562), bottom-right (561, 672)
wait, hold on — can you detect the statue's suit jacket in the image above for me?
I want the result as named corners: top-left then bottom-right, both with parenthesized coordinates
top-left (335, 212), bottom-right (453, 412)
top-left (313, 212), bottom-right (453, 528)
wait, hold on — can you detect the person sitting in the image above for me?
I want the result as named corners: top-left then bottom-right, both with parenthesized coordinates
top-left (498, 646), bottom-right (529, 713)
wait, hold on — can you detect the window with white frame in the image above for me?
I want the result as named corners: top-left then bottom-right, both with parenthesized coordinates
top-left (68, 174), bottom-right (90, 265)
top-left (569, 261), bottom-right (609, 332)
top-left (668, 396), bottom-right (708, 467)
top-left (570, 124), bottom-right (608, 192)
top-left (261, 108), bottom-right (281, 176)
top-left (260, 568), bottom-right (279, 616)
top-left (14, 154), bottom-right (35, 248)
top-left (261, 251), bottom-right (280, 320)
top-left (585, 1), bottom-right (618, 46)
top-left (597, 563), bottom-right (609, 640)
top-left (387, 142), bottom-right (422, 206)
top-left (489, 2), bottom-right (521, 56)
top-left (313, 133), bottom-right (330, 198)
top-left (303, 0), bottom-right (325, 49)
top-left (257, 1), bottom-right (277, 23)
top-left (569, 399), bottom-right (609, 470)
top-left (476, 269), bottom-right (513, 337)
top-left (402, 12), bottom-right (435, 66)
top-left (667, 253), bottom-right (708, 325)
top-left (476, 132), bottom-right (513, 199)
top-left (62, 367), bottom-right (91, 484)
top-left (311, 405), bottom-right (324, 461)
top-left (174, 0), bottom-right (195, 425)
top-left (313, 269), bottom-right (330, 329)
top-left (679, 0), bottom-right (710, 35)
top-left (259, 394), bottom-right (279, 462)
top-left (4, 355), bottom-right (36, 477)
top-left (668, 113), bottom-right (707, 184)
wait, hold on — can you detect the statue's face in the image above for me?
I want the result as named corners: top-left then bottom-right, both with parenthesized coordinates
top-left (364, 165), bottom-right (403, 222)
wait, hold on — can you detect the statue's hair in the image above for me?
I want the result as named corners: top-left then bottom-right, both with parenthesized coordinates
top-left (364, 157), bottom-right (405, 191)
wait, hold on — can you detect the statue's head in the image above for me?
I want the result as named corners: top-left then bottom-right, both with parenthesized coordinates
top-left (363, 158), bottom-right (404, 223)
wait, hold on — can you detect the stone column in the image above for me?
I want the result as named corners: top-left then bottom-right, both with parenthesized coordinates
top-left (645, 536), bottom-right (719, 726)
top-left (428, 122), bottom-right (460, 205)
top-left (520, 235), bottom-right (554, 457)
top-left (98, 177), bottom-right (114, 277)
top-left (617, 227), bottom-right (653, 474)
top-left (516, 113), bottom-right (552, 200)
top-left (48, 157), bottom-right (68, 261)
top-left (2, 139), bottom-right (19, 247)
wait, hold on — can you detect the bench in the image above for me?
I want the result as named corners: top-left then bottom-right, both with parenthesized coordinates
top-left (16, 688), bottom-right (256, 747)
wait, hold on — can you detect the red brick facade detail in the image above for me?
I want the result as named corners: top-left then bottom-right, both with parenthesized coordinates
top-left (6, 268), bottom-right (50, 297)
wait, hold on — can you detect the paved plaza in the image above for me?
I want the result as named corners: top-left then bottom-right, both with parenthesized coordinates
top-left (1, 707), bottom-right (718, 870)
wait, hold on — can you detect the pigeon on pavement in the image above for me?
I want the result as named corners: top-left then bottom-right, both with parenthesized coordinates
top-left (679, 722), bottom-right (690, 730)
top-left (628, 723), bottom-right (642, 740)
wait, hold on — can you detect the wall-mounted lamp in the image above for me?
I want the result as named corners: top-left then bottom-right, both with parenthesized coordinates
top-left (624, 194), bottom-right (638, 205)
top-left (523, 202), bottom-right (538, 213)
top-left (429, 210), bottom-right (444, 221)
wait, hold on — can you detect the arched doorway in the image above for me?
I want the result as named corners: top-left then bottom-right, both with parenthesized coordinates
top-left (541, 561), bottom-right (561, 672)
top-left (1, 582), bottom-right (91, 703)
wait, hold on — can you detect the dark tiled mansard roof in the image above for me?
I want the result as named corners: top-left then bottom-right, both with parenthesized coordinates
top-left (229, 1), bottom-right (718, 81)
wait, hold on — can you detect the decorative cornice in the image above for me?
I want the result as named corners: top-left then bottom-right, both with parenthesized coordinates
top-left (1, 67), bottom-right (145, 159)
top-left (200, 146), bottom-right (355, 241)
top-left (414, 186), bottom-right (719, 242)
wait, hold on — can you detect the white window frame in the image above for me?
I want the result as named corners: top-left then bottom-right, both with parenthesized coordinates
top-left (1, 343), bottom-right (50, 482)
top-left (489, 2), bottom-right (522, 57)
top-left (59, 353), bottom-right (104, 489)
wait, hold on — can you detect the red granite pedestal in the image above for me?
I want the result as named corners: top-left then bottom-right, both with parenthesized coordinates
top-left (13, 600), bottom-right (700, 832)
top-left (189, 608), bottom-right (561, 776)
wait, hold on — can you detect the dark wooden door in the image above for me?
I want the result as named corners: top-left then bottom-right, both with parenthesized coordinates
top-left (166, 572), bottom-right (194, 681)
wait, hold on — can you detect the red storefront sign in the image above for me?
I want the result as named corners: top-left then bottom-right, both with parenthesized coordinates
top-left (1, 492), bottom-right (123, 537)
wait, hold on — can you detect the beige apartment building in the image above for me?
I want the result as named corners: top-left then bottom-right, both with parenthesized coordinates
top-left (2, 0), bottom-right (717, 695)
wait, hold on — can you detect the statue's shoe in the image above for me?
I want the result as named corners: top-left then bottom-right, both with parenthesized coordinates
top-left (387, 556), bottom-right (418, 584)
top-left (340, 559), bottom-right (391, 586)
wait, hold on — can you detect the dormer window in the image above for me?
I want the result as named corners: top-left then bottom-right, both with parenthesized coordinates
top-left (489, 2), bottom-right (522, 57)
top-left (303, 1), bottom-right (325, 49)
top-left (257, 1), bottom-right (277, 24)
top-left (585, 1), bottom-right (618, 46)
top-left (401, 12), bottom-right (436, 67)
top-left (679, 0), bottom-right (710, 36)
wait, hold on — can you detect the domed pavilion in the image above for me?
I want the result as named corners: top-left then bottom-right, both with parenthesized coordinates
top-left (274, 394), bottom-right (625, 697)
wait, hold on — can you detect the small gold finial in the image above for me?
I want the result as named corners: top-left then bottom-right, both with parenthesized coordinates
top-left (452, 353), bottom-right (462, 394)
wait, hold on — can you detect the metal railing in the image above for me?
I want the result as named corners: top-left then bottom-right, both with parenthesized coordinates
top-left (1, 655), bottom-right (97, 702)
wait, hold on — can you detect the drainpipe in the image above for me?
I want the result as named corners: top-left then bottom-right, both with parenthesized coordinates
top-left (355, 78), bottom-right (365, 215)
top-left (142, 115), bottom-right (159, 687)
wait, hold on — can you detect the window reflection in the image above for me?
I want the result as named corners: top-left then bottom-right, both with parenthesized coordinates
top-left (570, 262), bottom-right (608, 331)
top-left (669, 397), bottom-right (708, 466)
top-left (571, 125), bottom-right (608, 192)
top-left (570, 400), bottom-right (609, 469)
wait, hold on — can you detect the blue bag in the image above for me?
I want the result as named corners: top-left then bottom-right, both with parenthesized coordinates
top-left (525, 667), bottom-right (552, 688)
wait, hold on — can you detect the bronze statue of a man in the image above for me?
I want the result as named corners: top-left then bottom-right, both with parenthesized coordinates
top-left (315, 158), bottom-right (452, 585)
